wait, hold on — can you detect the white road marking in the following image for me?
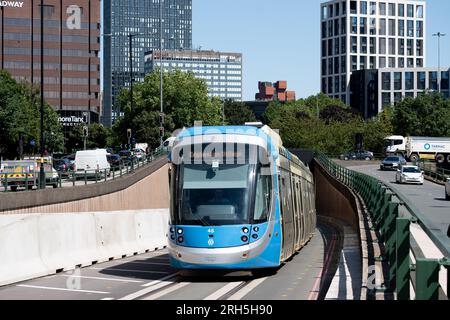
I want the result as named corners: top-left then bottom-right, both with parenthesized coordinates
top-left (203, 282), bottom-right (244, 300)
top-left (101, 297), bottom-right (115, 300)
top-left (227, 277), bottom-right (268, 300)
top-left (142, 273), bottom-right (179, 287)
top-left (60, 275), bottom-right (143, 283)
top-left (90, 267), bottom-right (169, 274)
top-left (118, 274), bottom-right (179, 300)
top-left (16, 284), bottom-right (110, 295)
top-left (141, 282), bottom-right (190, 300)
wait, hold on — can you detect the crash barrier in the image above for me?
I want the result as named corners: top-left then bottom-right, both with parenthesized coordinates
top-left (315, 152), bottom-right (450, 300)
top-left (0, 209), bottom-right (169, 287)
top-left (414, 160), bottom-right (450, 185)
top-left (0, 149), bottom-right (169, 192)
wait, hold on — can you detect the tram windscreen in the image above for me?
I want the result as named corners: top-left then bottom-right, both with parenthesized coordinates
top-left (179, 163), bottom-right (251, 226)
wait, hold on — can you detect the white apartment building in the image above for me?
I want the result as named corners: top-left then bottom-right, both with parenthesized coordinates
top-left (320, 0), bottom-right (426, 104)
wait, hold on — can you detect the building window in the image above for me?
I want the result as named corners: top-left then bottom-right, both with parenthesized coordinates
top-left (370, 37), bottom-right (376, 54)
top-left (329, 58), bottom-right (333, 74)
top-left (407, 58), bottom-right (414, 68)
top-left (394, 72), bottom-right (402, 90)
top-left (351, 56), bottom-right (358, 71)
top-left (334, 57), bottom-right (340, 74)
top-left (351, 17), bottom-right (357, 34)
top-left (341, 75), bottom-right (347, 92)
top-left (350, 1), bottom-right (357, 14)
top-left (394, 92), bottom-right (402, 103)
top-left (335, 38), bottom-right (340, 55)
top-left (360, 1), bottom-right (367, 14)
top-left (416, 21), bottom-right (423, 38)
top-left (398, 20), bottom-right (405, 37)
top-left (322, 21), bottom-right (327, 38)
top-left (398, 39), bottom-right (405, 55)
top-left (370, 18), bottom-right (376, 35)
top-left (442, 71), bottom-right (449, 90)
top-left (429, 72), bottom-right (438, 90)
top-left (370, 56), bottom-right (376, 69)
top-left (398, 4), bottom-right (405, 17)
top-left (389, 57), bottom-right (395, 68)
top-left (328, 21), bottom-right (333, 37)
top-left (416, 5), bottom-right (424, 19)
top-left (361, 37), bottom-right (368, 53)
top-left (417, 72), bottom-right (426, 90)
top-left (379, 2), bottom-right (386, 15)
top-left (360, 56), bottom-right (366, 69)
top-left (322, 59), bottom-right (327, 76)
top-left (322, 6), bottom-right (328, 20)
top-left (407, 4), bottom-right (414, 17)
top-left (407, 39), bottom-right (414, 56)
top-left (379, 19), bottom-right (386, 35)
top-left (405, 72), bottom-right (414, 90)
top-left (341, 36), bottom-right (346, 54)
top-left (360, 17), bottom-right (367, 34)
top-left (416, 40), bottom-right (423, 56)
top-left (416, 58), bottom-right (423, 67)
top-left (382, 93), bottom-right (391, 107)
top-left (341, 17), bottom-right (346, 34)
top-left (389, 38), bottom-right (396, 55)
top-left (335, 76), bottom-right (340, 93)
top-left (342, 1), bottom-right (346, 14)
top-left (379, 38), bottom-right (386, 54)
top-left (351, 36), bottom-right (358, 53)
top-left (379, 57), bottom-right (386, 69)
top-left (388, 3), bottom-right (396, 16)
top-left (322, 40), bottom-right (327, 57)
top-left (407, 20), bottom-right (414, 37)
top-left (382, 72), bottom-right (391, 90)
top-left (334, 19), bottom-right (340, 36)
top-left (328, 39), bottom-right (333, 56)
top-left (389, 19), bottom-right (396, 36)
top-left (341, 56), bottom-right (346, 73)
top-left (328, 77), bottom-right (333, 94)
top-left (370, 2), bottom-right (376, 15)
top-left (398, 58), bottom-right (405, 68)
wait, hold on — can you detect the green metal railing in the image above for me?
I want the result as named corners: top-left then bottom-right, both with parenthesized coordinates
top-left (414, 160), bottom-right (450, 184)
top-left (315, 152), bottom-right (450, 300)
top-left (1, 149), bottom-right (169, 193)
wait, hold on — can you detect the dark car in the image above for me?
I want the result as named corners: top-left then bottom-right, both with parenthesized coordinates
top-left (119, 150), bottom-right (135, 164)
top-left (62, 154), bottom-right (76, 171)
top-left (107, 154), bottom-right (122, 167)
top-left (340, 150), bottom-right (374, 161)
top-left (53, 158), bottom-right (71, 172)
top-left (380, 156), bottom-right (407, 171)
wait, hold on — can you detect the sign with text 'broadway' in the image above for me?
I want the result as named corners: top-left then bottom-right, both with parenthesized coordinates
top-left (0, 1), bottom-right (24, 8)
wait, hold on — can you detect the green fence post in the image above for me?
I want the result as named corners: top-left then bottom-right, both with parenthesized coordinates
top-left (396, 217), bottom-right (410, 300)
top-left (385, 202), bottom-right (399, 290)
top-left (415, 259), bottom-right (440, 300)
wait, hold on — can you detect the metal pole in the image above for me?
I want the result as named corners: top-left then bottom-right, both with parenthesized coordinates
top-left (129, 34), bottom-right (134, 150)
top-left (433, 32), bottom-right (446, 93)
top-left (159, 0), bottom-right (164, 148)
top-left (39, 0), bottom-right (45, 189)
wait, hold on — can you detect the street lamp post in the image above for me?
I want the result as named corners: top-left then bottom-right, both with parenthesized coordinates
top-left (39, 0), bottom-right (45, 189)
top-left (129, 34), bottom-right (135, 150)
top-left (433, 32), bottom-right (446, 93)
top-left (159, 0), bottom-right (164, 148)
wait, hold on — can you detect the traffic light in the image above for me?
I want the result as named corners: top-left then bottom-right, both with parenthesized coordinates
top-left (159, 127), bottom-right (165, 137)
top-left (159, 113), bottom-right (165, 125)
top-left (127, 129), bottom-right (132, 139)
top-left (83, 126), bottom-right (89, 137)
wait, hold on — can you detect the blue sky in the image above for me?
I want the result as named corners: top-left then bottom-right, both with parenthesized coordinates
top-left (193, 0), bottom-right (450, 101)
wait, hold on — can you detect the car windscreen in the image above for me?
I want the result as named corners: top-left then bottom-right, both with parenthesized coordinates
top-left (385, 157), bottom-right (400, 162)
top-left (403, 167), bottom-right (421, 173)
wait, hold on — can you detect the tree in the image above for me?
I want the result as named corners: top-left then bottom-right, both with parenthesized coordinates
top-left (223, 100), bottom-right (257, 125)
top-left (392, 92), bottom-right (450, 137)
top-left (66, 123), bottom-right (112, 153)
top-left (0, 71), bottom-right (64, 159)
top-left (112, 69), bottom-right (222, 149)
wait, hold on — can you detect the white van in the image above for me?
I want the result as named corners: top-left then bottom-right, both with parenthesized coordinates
top-left (74, 149), bottom-right (111, 178)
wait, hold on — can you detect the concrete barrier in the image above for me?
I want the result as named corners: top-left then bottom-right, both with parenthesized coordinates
top-left (0, 209), bottom-right (169, 287)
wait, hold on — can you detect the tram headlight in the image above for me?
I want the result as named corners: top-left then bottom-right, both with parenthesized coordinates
top-left (253, 226), bottom-right (260, 232)
top-left (242, 227), bottom-right (249, 234)
top-left (177, 228), bottom-right (184, 235)
top-left (170, 227), bottom-right (175, 234)
top-left (241, 236), bottom-right (249, 242)
top-left (170, 235), bottom-right (175, 241)
top-left (177, 236), bottom-right (184, 243)
top-left (252, 234), bottom-right (259, 240)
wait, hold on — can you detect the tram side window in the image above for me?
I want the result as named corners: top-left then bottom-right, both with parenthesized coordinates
top-left (254, 170), bottom-right (271, 222)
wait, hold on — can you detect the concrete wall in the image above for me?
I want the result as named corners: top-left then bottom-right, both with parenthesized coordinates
top-left (312, 160), bottom-right (359, 231)
top-left (0, 157), bottom-right (170, 214)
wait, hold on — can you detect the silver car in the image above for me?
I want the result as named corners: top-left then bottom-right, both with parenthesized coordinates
top-left (445, 178), bottom-right (450, 200)
top-left (380, 156), bottom-right (407, 171)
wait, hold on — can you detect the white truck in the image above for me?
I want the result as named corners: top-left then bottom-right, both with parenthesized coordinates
top-left (384, 135), bottom-right (450, 163)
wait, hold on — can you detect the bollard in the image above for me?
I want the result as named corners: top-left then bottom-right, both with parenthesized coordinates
top-left (85, 170), bottom-right (88, 185)
top-left (415, 259), bottom-right (440, 300)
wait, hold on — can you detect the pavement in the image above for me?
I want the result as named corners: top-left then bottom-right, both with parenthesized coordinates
top-left (0, 224), bottom-right (341, 300)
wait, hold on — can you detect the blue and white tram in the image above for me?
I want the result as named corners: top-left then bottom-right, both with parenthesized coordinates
top-left (167, 125), bottom-right (316, 272)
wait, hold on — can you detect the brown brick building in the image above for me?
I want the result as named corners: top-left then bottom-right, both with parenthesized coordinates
top-left (0, 0), bottom-right (100, 132)
top-left (255, 81), bottom-right (296, 102)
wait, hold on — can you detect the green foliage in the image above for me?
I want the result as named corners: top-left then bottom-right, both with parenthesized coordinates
top-left (224, 99), bottom-right (257, 125)
top-left (263, 94), bottom-right (393, 155)
top-left (66, 123), bottom-right (112, 153)
top-left (0, 71), bottom-right (64, 159)
top-left (392, 92), bottom-right (450, 137)
top-left (112, 69), bottom-right (222, 149)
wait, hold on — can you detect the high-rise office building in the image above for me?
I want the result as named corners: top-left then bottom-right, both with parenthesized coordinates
top-left (0, 1), bottom-right (101, 133)
top-left (102, 0), bottom-right (192, 127)
top-left (320, 0), bottom-right (426, 105)
top-left (144, 50), bottom-right (242, 100)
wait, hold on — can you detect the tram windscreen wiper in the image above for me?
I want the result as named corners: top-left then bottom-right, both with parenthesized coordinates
top-left (192, 212), bottom-right (211, 227)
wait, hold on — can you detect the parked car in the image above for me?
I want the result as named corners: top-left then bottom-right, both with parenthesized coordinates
top-left (62, 154), bottom-right (76, 171)
top-left (445, 178), bottom-right (450, 200)
top-left (340, 150), bottom-right (374, 161)
top-left (380, 156), bottom-right (407, 171)
top-left (53, 158), bottom-right (71, 172)
top-left (395, 166), bottom-right (424, 185)
top-left (107, 154), bottom-right (122, 168)
top-left (119, 150), bottom-right (135, 164)
top-left (133, 148), bottom-right (146, 160)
